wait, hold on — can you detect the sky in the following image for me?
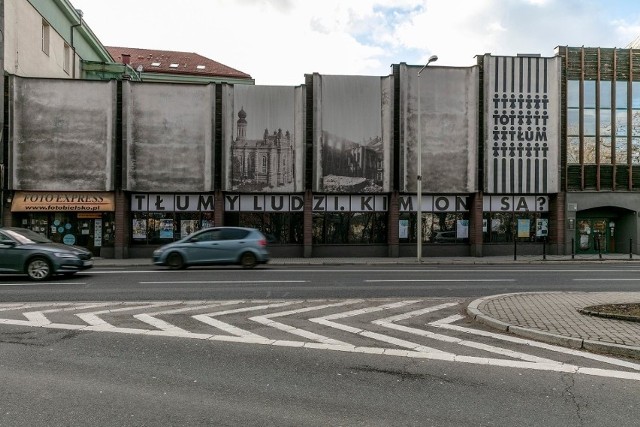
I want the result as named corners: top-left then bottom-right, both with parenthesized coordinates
top-left (70, 0), bottom-right (640, 86)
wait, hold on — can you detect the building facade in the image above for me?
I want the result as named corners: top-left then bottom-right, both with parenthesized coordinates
top-left (4, 38), bottom-right (640, 258)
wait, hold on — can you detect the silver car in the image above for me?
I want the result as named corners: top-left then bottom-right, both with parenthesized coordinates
top-left (152, 227), bottom-right (270, 269)
top-left (0, 227), bottom-right (93, 281)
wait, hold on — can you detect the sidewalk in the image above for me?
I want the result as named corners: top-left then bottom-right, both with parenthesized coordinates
top-left (92, 254), bottom-right (640, 358)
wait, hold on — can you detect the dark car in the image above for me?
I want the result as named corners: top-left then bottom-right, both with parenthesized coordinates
top-left (152, 226), bottom-right (270, 269)
top-left (0, 227), bottom-right (93, 281)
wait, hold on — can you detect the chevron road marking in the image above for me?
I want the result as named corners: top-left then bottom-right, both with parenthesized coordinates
top-left (75, 302), bottom-right (178, 334)
top-left (193, 301), bottom-right (302, 343)
top-left (374, 303), bottom-right (560, 364)
top-left (431, 314), bottom-right (640, 372)
top-left (0, 301), bottom-right (640, 381)
top-left (249, 300), bottom-right (365, 346)
top-left (134, 301), bottom-right (246, 337)
top-left (0, 303), bottom-right (112, 329)
top-left (309, 300), bottom-right (455, 355)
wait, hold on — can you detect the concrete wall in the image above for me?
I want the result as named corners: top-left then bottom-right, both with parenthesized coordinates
top-left (9, 76), bottom-right (116, 190)
top-left (122, 82), bottom-right (216, 192)
top-left (398, 64), bottom-right (478, 193)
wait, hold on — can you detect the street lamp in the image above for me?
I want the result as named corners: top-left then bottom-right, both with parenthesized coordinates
top-left (416, 54), bottom-right (438, 261)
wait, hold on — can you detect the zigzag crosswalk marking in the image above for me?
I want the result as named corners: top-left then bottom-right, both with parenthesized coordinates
top-left (0, 300), bottom-right (639, 381)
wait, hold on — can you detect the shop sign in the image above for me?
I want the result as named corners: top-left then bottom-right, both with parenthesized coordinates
top-left (312, 195), bottom-right (388, 212)
top-left (398, 195), bottom-right (469, 213)
top-left (11, 192), bottom-right (115, 212)
top-left (131, 194), bottom-right (214, 212)
top-left (483, 195), bottom-right (548, 212)
top-left (225, 195), bottom-right (305, 212)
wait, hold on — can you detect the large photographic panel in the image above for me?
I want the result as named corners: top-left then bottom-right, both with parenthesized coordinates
top-left (312, 74), bottom-right (392, 193)
top-left (222, 85), bottom-right (304, 192)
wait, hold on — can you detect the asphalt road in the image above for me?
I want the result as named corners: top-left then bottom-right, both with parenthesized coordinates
top-left (1, 264), bottom-right (639, 426)
top-left (1, 263), bottom-right (640, 301)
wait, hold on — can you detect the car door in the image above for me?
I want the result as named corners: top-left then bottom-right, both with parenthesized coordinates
top-left (183, 229), bottom-right (225, 264)
top-left (0, 231), bottom-right (21, 272)
top-left (217, 228), bottom-right (251, 262)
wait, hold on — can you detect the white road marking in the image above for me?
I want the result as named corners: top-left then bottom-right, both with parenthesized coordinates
top-left (0, 300), bottom-right (639, 382)
top-left (0, 283), bottom-right (87, 286)
top-left (431, 314), bottom-right (640, 371)
top-left (364, 279), bottom-right (515, 283)
top-left (250, 300), bottom-right (364, 346)
top-left (193, 301), bottom-right (301, 341)
top-left (374, 304), bottom-right (559, 364)
top-left (575, 278), bottom-right (640, 281)
top-left (309, 300), bottom-right (453, 354)
top-left (139, 280), bottom-right (306, 284)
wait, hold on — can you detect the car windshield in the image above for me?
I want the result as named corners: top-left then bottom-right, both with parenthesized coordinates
top-left (3, 228), bottom-right (53, 244)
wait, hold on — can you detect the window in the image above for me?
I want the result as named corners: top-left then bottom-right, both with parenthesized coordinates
top-left (398, 212), bottom-right (469, 244)
top-left (483, 212), bottom-right (549, 243)
top-left (312, 212), bottom-right (388, 244)
top-left (224, 212), bottom-right (303, 244)
top-left (63, 43), bottom-right (70, 74)
top-left (42, 20), bottom-right (50, 55)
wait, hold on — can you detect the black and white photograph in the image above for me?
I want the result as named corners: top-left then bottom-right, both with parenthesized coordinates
top-left (225, 85), bottom-right (304, 192)
top-left (313, 74), bottom-right (392, 193)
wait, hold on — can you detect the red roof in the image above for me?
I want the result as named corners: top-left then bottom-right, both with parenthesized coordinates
top-left (106, 46), bottom-right (252, 80)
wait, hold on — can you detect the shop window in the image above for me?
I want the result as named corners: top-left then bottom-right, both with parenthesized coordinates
top-left (483, 212), bottom-right (549, 243)
top-left (397, 212), bottom-right (469, 244)
top-left (131, 211), bottom-right (214, 244)
top-left (224, 212), bottom-right (303, 244)
top-left (312, 212), bottom-right (388, 244)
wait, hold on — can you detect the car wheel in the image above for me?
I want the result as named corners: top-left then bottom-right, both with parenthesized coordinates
top-left (240, 252), bottom-right (257, 269)
top-left (26, 257), bottom-right (52, 281)
top-left (166, 252), bottom-right (186, 269)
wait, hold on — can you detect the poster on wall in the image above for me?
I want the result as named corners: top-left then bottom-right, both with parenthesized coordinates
top-left (484, 55), bottom-right (560, 194)
top-left (536, 218), bottom-right (548, 237)
top-left (456, 220), bottom-right (469, 239)
top-left (313, 74), bottom-right (392, 193)
top-left (224, 85), bottom-right (304, 192)
top-left (181, 220), bottom-right (199, 238)
top-left (132, 219), bottom-right (146, 239)
top-left (399, 220), bottom-right (409, 239)
top-left (517, 219), bottom-right (530, 238)
top-left (160, 219), bottom-right (174, 239)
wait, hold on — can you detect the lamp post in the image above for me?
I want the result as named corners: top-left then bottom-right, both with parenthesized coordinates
top-left (416, 54), bottom-right (438, 261)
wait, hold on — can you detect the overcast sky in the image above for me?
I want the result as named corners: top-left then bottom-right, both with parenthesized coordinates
top-left (70, 0), bottom-right (640, 86)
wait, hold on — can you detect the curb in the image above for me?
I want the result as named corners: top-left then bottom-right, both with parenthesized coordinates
top-left (467, 294), bottom-right (640, 359)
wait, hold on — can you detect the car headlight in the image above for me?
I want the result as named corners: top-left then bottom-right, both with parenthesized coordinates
top-left (54, 252), bottom-right (79, 259)
top-left (153, 248), bottom-right (164, 256)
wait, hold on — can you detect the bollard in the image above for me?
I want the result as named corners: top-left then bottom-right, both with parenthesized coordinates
top-left (631, 238), bottom-right (634, 260)
top-left (543, 238), bottom-right (546, 260)
top-left (571, 238), bottom-right (575, 260)
top-left (513, 236), bottom-right (517, 261)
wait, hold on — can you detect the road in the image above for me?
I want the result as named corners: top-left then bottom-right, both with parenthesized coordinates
top-left (0, 264), bottom-right (639, 426)
top-left (1, 264), bottom-right (640, 301)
